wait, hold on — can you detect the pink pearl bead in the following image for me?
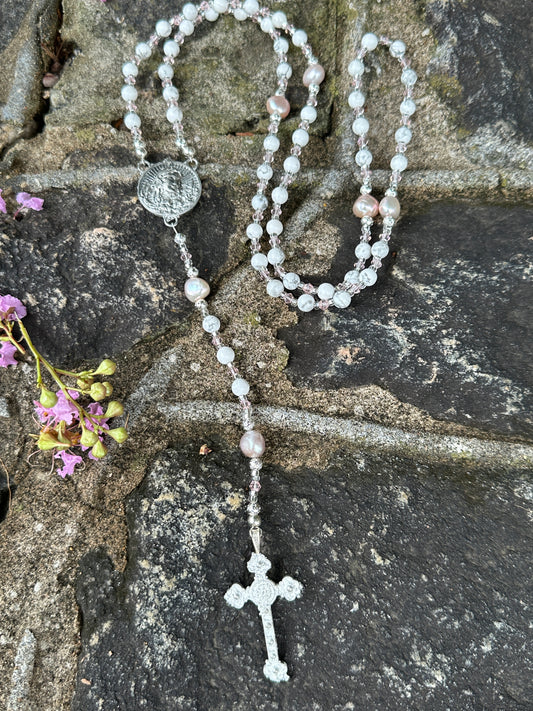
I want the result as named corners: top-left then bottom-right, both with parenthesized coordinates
top-left (352, 194), bottom-right (379, 218)
top-left (303, 64), bottom-right (325, 87)
top-left (379, 196), bottom-right (401, 219)
top-left (266, 95), bottom-right (290, 119)
top-left (239, 430), bottom-right (266, 458)
top-left (184, 277), bottom-right (210, 302)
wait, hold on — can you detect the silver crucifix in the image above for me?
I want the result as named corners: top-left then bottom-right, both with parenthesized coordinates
top-left (224, 552), bottom-right (302, 683)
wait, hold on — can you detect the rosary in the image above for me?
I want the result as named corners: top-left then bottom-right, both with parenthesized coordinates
top-left (121, 0), bottom-right (416, 683)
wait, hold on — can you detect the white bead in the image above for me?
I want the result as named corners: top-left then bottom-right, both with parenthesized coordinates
top-left (233, 7), bottom-right (247, 20)
top-left (251, 253), bottom-right (268, 270)
top-left (266, 219), bottom-right (283, 235)
top-left (271, 186), bottom-right (288, 205)
top-left (121, 85), bottom-right (138, 102)
top-left (163, 85), bottom-right (179, 101)
top-left (390, 154), bottom-right (408, 171)
top-left (371, 240), bottom-right (390, 258)
top-left (292, 128), bottom-right (309, 147)
top-left (292, 29), bottom-right (308, 47)
top-left (135, 42), bottom-right (151, 60)
top-left (260, 16), bottom-right (273, 32)
top-left (158, 63), bottom-right (174, 80)
top-left (277, 62), bottom-right (292, 79)
top-left (257, 163), bottom-right (273, 180)
top-left (355, 242), bottom-right (371, 259)
top-left (317, 282), bottom-right (335, 300)
top-left (301, 105), bottom-right (317, 123)
top-left (284, 156), bottom-right (300, 174)
top-left (122, 61), bottom-right (138, 78)
top-left (360, 268), bottom-right (378, 286)
top-left (166, 105), bottom-right (183, 123)
top-left (283, 272), bottom-right (300, 290)
top-left (400, 98), bottom-right (416, 116)
top-left (204, 7), bottom-right (218, 21)
top-left (155, 19), bottom-right (172, 37)
top-left (348, 58), bottom-right (364, 76)
top-left (124, 112), bottom-right (141, 129)
top-left (232, 378), bottom-right (250, 396)
top-left (212, 0), bottom-right (228, 11)
top-left (202, 315), bottom-right (220, 333)
top-left (333, 291), bottom-right (351, 308)
top-left (182, 3), bottom-right (198, 20)
top-left (352, 117), bottom-right (369, 135)
top-left (163, 39), bottom-right (180, 57)
top-left (361, 32), bottom-right (379, 50)
top-left (355, 149), bottom-right (372, 166)
top-left (266, 279), bottom-right (284, 297)
top-left (395, 126), bottom-right (412, 144)
top-left (267, 247), bottom-right (285, 264)
top-left (246, 223), bottom-right (262, 240)
top-left (272, 11), bottom-right (287, 28)
top-left (401, 68), bottom-right (417, 86)
top-left (344, 270), bottom-right (360, 284)
top-left (251, 194), bottom-right (268, 211)
top-left (263, 135), bottom-right (280, 152)
top-left (217, 346), bottom-right (235, 364)
top-left (348, 90), bottom-right (365, 108)
top-left (297, 294), bottom-right (315, 312)
top-left (389, 40), bottom-right (406, 58)
top-left (243, 0), bottom-right (259, 15)
top-left (273, 37), bottom-right (289, 54)
top-left (179, 19), bottom-right (195, 35)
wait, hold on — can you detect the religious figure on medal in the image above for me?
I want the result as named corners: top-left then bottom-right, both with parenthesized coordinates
top-left (137, 158), bottom-right (202, 221)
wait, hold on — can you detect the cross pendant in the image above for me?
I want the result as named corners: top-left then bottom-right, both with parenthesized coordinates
top-left (224, 552), bottom-right (303, 683)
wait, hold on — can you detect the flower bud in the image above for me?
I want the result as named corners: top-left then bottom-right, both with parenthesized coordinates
top-left (107, 427), bottom-right (128, 443)
top-left (102, 381), bottom-right (113, 397)
top-left (94, 359), bottom-right (117, 375)
top-left (76, 376), bottom-right (94, 390)
top-left (91, 440), bottom-right (108, 459)
top-left (90, 382), bottom-right (107, 401)
top-left (80, 429), bottom-right (99, 447)
top-left (37, 429), bottom-right (65, 451)
top-left (104, 400), bottom-right (124, 418)
top-left (39, 388), bottom-right (58, 408)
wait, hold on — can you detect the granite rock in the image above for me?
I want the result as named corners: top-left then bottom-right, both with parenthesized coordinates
top-left (0, 177), bottom-right (232, 364)
top-left (424, 0), bottom-right (533, 167)
top-left (73, 444), bottom-right (533, 710)
top-left (0, 0), bottom-right (60, 127)
top-left (279, 202), bottom-right (533, 439)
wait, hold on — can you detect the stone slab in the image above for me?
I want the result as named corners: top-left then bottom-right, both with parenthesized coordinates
top-left (279, 201), bottom-right (533, 439)
top-left (0, 176), bottom-right (232, 363)
top-left (73, 444), bottom-right (532, 710)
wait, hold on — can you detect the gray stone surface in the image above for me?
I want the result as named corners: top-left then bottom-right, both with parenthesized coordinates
top-left (0, 0), bottom-right (59, 126)
top-left (0, 177), bottom-right (232, 363)
top-left (1, 2), bottom-right (532, 710)
top-left (73, 445), bottom-right (533, 710)
top-left (280, 202), bottom-right (533, 438)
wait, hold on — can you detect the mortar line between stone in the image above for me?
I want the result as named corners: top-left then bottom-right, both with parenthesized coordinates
top-left (158, 400), bottom-right (533, 469)
top-left (6, 165), bottom-right (531, 200)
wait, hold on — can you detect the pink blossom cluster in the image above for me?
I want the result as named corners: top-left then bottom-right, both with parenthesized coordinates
top-left (34, 390), bottom-right (110, 477)
top-left (0, 294), bottom-right (27, 367)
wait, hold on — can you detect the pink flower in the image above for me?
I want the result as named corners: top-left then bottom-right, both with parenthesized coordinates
top-left (16, 192), bottom-right (44, 211)
top-left (54, 450), bottom-right (83, 478)
top-left (0, 341), bottom-right (18, 367)
top-left (34, 389), bottom-right (80, 426)
top-left (85, 402), bottom-right (109, 430)
top-left (0, 294), bottom-right (27, 321)
top-left (0, 189), bottom-right (6, 214)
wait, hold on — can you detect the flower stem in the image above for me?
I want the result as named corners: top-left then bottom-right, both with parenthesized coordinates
top-left (15, 319), bottom-right (105, 433)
